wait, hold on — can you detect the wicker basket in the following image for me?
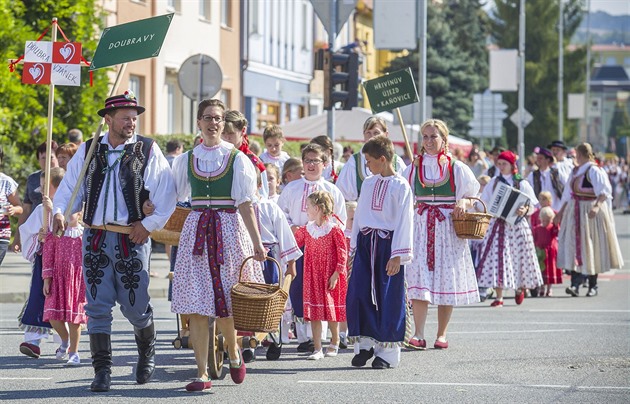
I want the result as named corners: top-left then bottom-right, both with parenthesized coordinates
top-left (452, 197), bottom-right (493, 240)
top-left (150, 229), bottom-right (181, 246)
top-left (231, 256), bottom-right (288, 333)
top-left (163, 206), bottom-right (191, 233)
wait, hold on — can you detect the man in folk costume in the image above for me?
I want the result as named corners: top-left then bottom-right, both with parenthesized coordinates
top-left (526, 147), bottom-right (568, 212)
top-left (53, 92), bottom-right (176, 392)
top-left (548, 140), bottom-right (574, 179)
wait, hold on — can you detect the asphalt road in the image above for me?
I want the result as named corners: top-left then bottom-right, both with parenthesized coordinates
top-left (0, 215), bottom-right (629, 403)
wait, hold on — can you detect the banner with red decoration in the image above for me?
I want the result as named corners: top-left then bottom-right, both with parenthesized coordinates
top-left (21, 41), bottom-right (82, 86)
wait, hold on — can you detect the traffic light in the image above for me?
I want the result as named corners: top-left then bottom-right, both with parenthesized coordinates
top-left (323, 51), bottom-right (359, 111)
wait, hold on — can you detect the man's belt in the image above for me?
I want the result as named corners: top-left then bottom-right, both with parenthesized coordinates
top-left (88, 224), bottom-right (132, 234)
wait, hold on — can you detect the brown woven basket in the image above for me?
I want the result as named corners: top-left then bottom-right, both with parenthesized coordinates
top-left (150, 229), bottom-right (181, 246)
top-left (163, 206), bottom-right (191, 233)
top-left (452, 197), bottom-right (493, 240)
top-left (231, 256), bottom-right (288, 332)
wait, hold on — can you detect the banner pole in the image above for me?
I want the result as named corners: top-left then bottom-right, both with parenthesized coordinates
top-left (62, 62), bottom-right (127, 220)
top-left (43, 18), bottom-right (58, 228)
top-left (394, 107), bottom-right (414, 161)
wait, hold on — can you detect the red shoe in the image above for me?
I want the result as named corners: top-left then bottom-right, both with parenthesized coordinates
top-left (19, 342), bottom-right (41, 358)
top-left (490, 299), bottom-right (504, 307)
top-left (433, 340), bottom-right (449, 349)
top-left (515, 290), bottom-right (525, 305)
top-left (406, 337), bottom-right (427, 350)
top-left (229, 350), bottom-right (246, 384)
top-left (185, 379), bottom-right (212, 392)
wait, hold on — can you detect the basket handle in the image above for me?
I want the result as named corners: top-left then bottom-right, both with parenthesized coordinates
top-left (465, 196), bottom-right (488, 214)
top-left (238, 255), bottom-right (282, 284)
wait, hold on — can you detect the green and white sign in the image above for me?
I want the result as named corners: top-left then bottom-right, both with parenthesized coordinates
top-left (363, 68), bottom-right (419, 113)
top-left (90, 14), bottom-right (174, 70)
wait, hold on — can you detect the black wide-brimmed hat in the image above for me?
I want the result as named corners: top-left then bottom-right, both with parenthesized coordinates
top-left (97, 90), bottom-right (145, 117)
top-left (547, 140), bottom-right (568, 150)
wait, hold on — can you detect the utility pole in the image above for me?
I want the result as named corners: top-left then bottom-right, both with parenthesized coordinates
top-left (558, 0), bottom-right (564, 141)
top-left (418, 0), bottom-right (427, 147)
top-left (583, 0), bottom-right (592, 143)
top-left (326, 0), bottom-right (337, 142)
top-left (517, 0), bottom-right (526, 172)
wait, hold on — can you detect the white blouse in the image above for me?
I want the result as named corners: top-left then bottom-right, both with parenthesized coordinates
top-left (350, 174), bottom-right (414, 264)
top-left (171, 141), bottom-right (257, 207)
top-left (260, 151), bottom-right (291, 172)
top-left (255, 197), bottom-right (302, 266)
top-left (277, 177), bottom-right (347, 228)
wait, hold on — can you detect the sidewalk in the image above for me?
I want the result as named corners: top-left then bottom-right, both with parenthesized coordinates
top-left (0, 248), bottom-right (172, 303)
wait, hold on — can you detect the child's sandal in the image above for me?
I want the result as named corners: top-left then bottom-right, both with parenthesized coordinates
top-left (324, 344), bottom-right (339, 357)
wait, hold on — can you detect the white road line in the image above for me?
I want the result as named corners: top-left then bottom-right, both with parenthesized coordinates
top-left (449, 329), bottom-right (575, 334)
top-left (297, 380), bottom-right (630, 390)
top-left (529, 309), bottom-right (630, 313)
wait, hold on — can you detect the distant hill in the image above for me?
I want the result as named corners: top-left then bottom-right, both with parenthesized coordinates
top-left (572, 11), bottom-right (630, 45)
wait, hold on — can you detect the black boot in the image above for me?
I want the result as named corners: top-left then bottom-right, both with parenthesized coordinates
top-left (134, 323), bottom-right (156, 384)
top-left (90, 333), bottom-right (112, 392)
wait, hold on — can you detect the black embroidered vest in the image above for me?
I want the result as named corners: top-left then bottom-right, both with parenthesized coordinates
top-left (532, 167), bottom-right (564, 199)
top-left (82, 135), bottom-right (154, 226)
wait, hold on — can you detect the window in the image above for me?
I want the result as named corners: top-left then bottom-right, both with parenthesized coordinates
top-left (221, 0), bottom-right (231, 27)
top-left (129, 75), bottom-right (142, 132)
top-left (256, 100), bottom-right (280, 131)
top-left (220, 89), bottom-right (231, 109)
top-left (199, 0), bottom-right (211, 21)
top-left (250, 0), bottom-right (259, 34)
top-left (167, 0), bottom-right (181, 12)
top-left (301, 2), bottom-right (308, 50)
top-left (605, 56), bottom-right (617, 66)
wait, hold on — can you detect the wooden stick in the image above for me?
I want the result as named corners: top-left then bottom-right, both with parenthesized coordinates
top-left (394, 107), bottom-right (414, 161)
top-left (62, 62), bottom-right (127, 219)
top-left (43, 18), bottom-right (58, 228)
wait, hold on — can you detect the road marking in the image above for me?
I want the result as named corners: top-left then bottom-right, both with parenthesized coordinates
top-left (0, 377), bottom-right (52, 380)
top-left (297, 380), bottom-right (630, 390)
top-left (448, 321), bottom-right (625, 326)
top-left (449, 329), bottom-right (575, 334)
top-left (529, 309), bottom-right (630, 313)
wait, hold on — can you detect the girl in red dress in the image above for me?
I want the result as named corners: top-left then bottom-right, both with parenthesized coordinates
top-left (532, 207), bottom-right (561, 296)
top-left (294, 190), bottom-right (348, 360)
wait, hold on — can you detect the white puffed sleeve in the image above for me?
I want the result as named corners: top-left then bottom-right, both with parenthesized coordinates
top-left (336, 155), bottom-right (358, 202)
top-left (589, 166), bottom-right (613, 199)
top-left (171, 152), bottom-right (191, 202)
top-left (231, 152), bottom-right (258, 206)
top-left (454, 160), bottom-right (480, 201)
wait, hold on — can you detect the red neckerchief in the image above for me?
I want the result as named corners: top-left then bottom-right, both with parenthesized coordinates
top-left (416, 152), bottom-right (455, 192)
top-left (238, 135), bottom-right (266, 173)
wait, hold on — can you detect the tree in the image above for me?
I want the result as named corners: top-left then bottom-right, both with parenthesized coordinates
top-left (383, 1), bottom-right (489, 138)
top-left (0, 0), bottom-right (110, 185)
top-left (607, 102), bottom-right (630, 156)
top-left (490, 0), bottom-right (586, 153)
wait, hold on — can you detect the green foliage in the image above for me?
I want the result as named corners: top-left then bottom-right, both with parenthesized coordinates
top-left (491, 0), bottom-right (586, 152)
top-left (383, 1), bottom-right (490, 138)
top-left (0, 0), bottom-right (110, 186)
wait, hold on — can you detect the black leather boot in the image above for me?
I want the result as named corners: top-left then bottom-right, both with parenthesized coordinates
top-left (134, 323), bottom-right (156, 384)
top-left (89, 333), bottom-right (112, 392)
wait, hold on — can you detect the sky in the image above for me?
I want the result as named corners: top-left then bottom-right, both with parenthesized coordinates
top-left (589, 0), bottom-right (629, 16)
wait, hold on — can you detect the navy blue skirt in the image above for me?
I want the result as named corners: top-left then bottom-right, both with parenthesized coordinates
top-left (289, 249), bottom-right (305, 318)
top-left (263, 249), bottom-right (280, 284)
top-left (21, 254), bottom-right (52, 329)
top-left (346, 230), bottom-right (405, 343)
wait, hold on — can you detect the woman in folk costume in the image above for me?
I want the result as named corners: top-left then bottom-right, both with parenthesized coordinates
top-left (555, 143), bottom-right (623, 297)
top-left (476, 150), bottom-right (543, 307)
top-left (402, 119), bottom-right (480, 350)
top-left (170, 99), bottom-right (266, 392)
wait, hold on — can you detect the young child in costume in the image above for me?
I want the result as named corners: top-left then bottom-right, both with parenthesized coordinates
top-left (265, 163), bottom-right (281, 204)
top-left (532, 207), bottom-right (561, 297)
top-left (41, 167), bottom-right (86, 366)
top-left (280, 158), bottom-right (303, 192)
top-left (278, 144), bottom-right (346, 353)
top-left (476, 150), bottom-right (543, 307)
top-left (346, 135), bottom-right (413, 369)
top-left (18, 170), bottom-right (60, 358)
top-left (294, 191), bottom-right (348, 360)
top-left (530, 191), bottom-right (554, 228)
top-left (259, 124), bottom-right (291, 173)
